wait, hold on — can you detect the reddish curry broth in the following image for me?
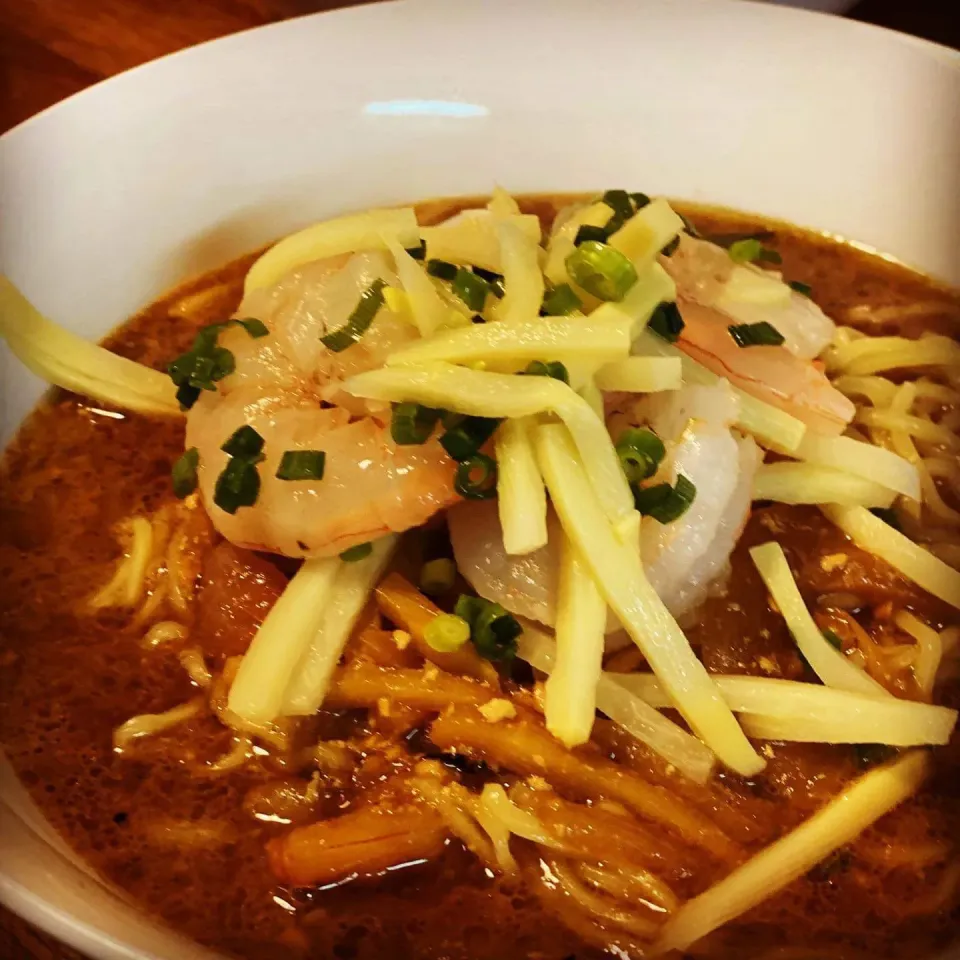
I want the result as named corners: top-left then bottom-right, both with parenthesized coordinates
top-left (1, 196), bottom-right (959, 960)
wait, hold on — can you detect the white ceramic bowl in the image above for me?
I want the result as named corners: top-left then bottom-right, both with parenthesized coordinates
top-left (1, 1), bottom-right (958, 956)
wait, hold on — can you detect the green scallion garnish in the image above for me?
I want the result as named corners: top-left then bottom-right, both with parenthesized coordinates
top-left (452, 268), bottom-right (490, 312)
top-left (728, 237), bottom-right (781, 265)
top-left (405, 240), bottom-right (427, 261)
top-left (454, 453), bottom-right (498, 500)
top-left (423, 612), bottom-right (471, 653)
top-left (221, 424), bottom-right (265, 459)
top-left (441, 416), bottom-right (500, 462)
top-left (648, 301), bottom-right (685, 342)
top-left (454, 594), bottom-right (520, 662)
top-left (574, 224), bottom-right (609, 246)
top-left (789, 280), bottom-right (813, 297)
top-left (276, 450), bottom-right (326, 482)
top-left (870, 507), bottom-right (902, 531)
top-left (234, 317), bottom-right (270, 338)
top-left (707, 230), bottom-right (776, 249)
top-left (728, 321), bottom-right (786, 348)
top-left (633, 473), bottom-right (696, 524)
top-left (522, 360), bottom-right (569, 384)
top-left (678, 212), bottom-right (701, 238)
top-left (171, 447), bottom-right (200, 499)
top-left (854, 743), bottom-right (897, 770)
top-left (420, 557), bottom-right (458, 596)
top-left (426, 259), bottom-right (458, 282)
top-left (630, 192), bottom-right (651, 211)
top-left (213, 457), bottom-right (261, 515)
top-left (540, 282), bottom-right (582, 317)
top-left (391, 402), bottom-right (442, 445)
top-left (320, 278), bottom-right (387, 353)
top-left (615, 428), bottom-right (665, 485)
top-left (660, 235), bottom-right (681, 257)
top-left (340, 542), bottom-right (373, 562)
top-left (565, 241), bottom-right (638, 302)
top-left (601, 189), bottom-right (634, 221)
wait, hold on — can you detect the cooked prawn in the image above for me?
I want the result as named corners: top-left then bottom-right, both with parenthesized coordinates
top-left (675, 298), bottom-right (855, 436)
top-left (186, 251), bottom-right (458, 558)
top-left (450, 384), bottom-right (759, 622)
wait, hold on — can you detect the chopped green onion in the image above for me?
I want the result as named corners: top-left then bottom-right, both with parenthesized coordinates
top-left (647, 301), bottom-right (685, 342)
top-left (391, 402), bottom-right (442, 445)
top-left (423, 613), bottom-right (471, 653)
top-left (171, 447), bottom-right (200, 498)
top-left (601, 189), bottom-right (634, 222)
top-left (574, 224), bottom-right (609, 246)
top-left (320, 278), bottom-right (387, 353)
top-left (440, 416), bottom-right (500, 462)
top-left (707, 230), bottom-right (776, 249)
top-left (235, 317), bottom-right (270, 338)
top-left (452, 268), bottom-right (490, 312)
top-left (660, 235), bottom-right (681, 257)
top-left (615, 428), bottom-right (666, 484)
top-left (728, 321), bottom-right (786, 348)
top-left (869, 506), bottom-right (902, 531)
top-left (454, 453), bottom-right (498, 500)
top-left (340, 542), bottom-right (373, 562)
top-left (633, 473), bottom-right (696, 524)
top-left (442, 410), bottom-right (466, 430)
top-left (540, 282), bottom-right (582, 316)
top-left (426, 259), bottom-right (458, 282)
top-left (213, 457), bottom-right (261, 515)
top-left (471, 267), bottom-right (505, 300)
top-left (789, 280), bottom-right (813, 297)
top-left (822, 628), bottom-right (844, 651)
top-left (454, 595), bottom-right (520, 662)
top-left (522, 360), bottom-right (569, 384)
top-left (728, 238), bottom-right (782, 265)
top-left (221, 424), bottom-right (265, 459)
top-left (630, 192), bottom-right (651, 211)
top-left (420, 557), bottom-right (458, 595)
top-left (565, 241), bottom-right (638, 302)
top-left (168, 319), bottom-right (268, 409)
top-left (276, 450), bottom-right (326, 482)
top-left (405, 240), bottom-right (427, 261)
top-left (678, 212), bottom-right (701, 238)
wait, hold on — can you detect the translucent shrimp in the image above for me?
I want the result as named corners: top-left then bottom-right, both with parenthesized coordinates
top-left (675, 298), bottom-right (855, 436)
top-left (186, 251), bottom-right (458, 558)
top-left (449, 384), bottom-right (759, 622)
top-left (661, 234), bottom-right (837, 361)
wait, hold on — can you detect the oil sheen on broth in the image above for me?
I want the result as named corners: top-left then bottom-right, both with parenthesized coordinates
top-left (0, 197), bottom-right (958, 960)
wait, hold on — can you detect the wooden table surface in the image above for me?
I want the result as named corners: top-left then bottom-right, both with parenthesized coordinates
top-left (0, 0), bottom-right (954, 957)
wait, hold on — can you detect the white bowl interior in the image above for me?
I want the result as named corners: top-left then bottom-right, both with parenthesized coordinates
top-left (1, 0), bottom-right (958, 956)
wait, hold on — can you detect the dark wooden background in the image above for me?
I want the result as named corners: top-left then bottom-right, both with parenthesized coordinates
top-left (0, 0), bottom-right (954, 956)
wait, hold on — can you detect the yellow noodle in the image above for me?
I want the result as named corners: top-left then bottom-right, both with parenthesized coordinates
top-left (577, 861), bottom-right (678, 914)
top-left (845, 301), bottom-right (960, 326)
top-left (549, 857), bottom-right (661, 939)
top-left (89, 516), bottom-right (154, 609)
top-left (896, 611), bottom-right (942, 699)
top-left (414, 776), bottom-right (500, 869)
top-left (141, 620), bottom-right (188, 649)
top-left (178, 647), bottom-right (212, 688)
top-left (855, 409), bottom-right (958, 450)
top-left (824, 334), bottom-right (960, 377)
top-left (113, 698), bottom-right (203, 752)
top-left (199, 736), bottom-right (253, 775)
top-left (833, 375), bottom-right (898, 407)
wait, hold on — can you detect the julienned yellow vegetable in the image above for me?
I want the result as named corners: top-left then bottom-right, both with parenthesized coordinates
top-left (820, 505), bottom-right (960, 610)
top-left (653, 752), bottom-right (929, 956)
top-left (517, 625), bottom-right (716, 783)
top-left (495, 417), bottom-right (548, 556)
top-left (543, 201), bottom-right (611, 286)
top-left (383, 314), bottom-right (631, 369)
top-left (544, 532), bottom-right (607, 747)
top-left (534, 423), bottom-right (764, 777)
top-left (589, 262), bottom-right (676, 335)
top-left (594, 356), bottom-right (682, 393)
top-left (752, 462), bottom-right (895, 509)
top-left (615, 673), bottom-right (956, 746)
top-left (244, 207), bottom-right (420, 293)
top-left (421, 212), bottom-right (541, 274)
top-left (495, 219), bottom-right (545, 325)
top-left (228, 556), bottom-right (341, 723)
top-left (632, 328), bottom-right (807, 452)
top-left (384, 237), bottom-right (451, 337)
top-left (0, 276), bottom-right (181, 417)
top-left (344, 362), bottom-right (635, 527)
top-left (281, 537), bottom-right (398, 716)
top-left (749, 541), bottom-right (889, 697)
top-left (794, 432), bottom-right (921, 500)
top-left (607, 197), bottom-right (684, 269)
